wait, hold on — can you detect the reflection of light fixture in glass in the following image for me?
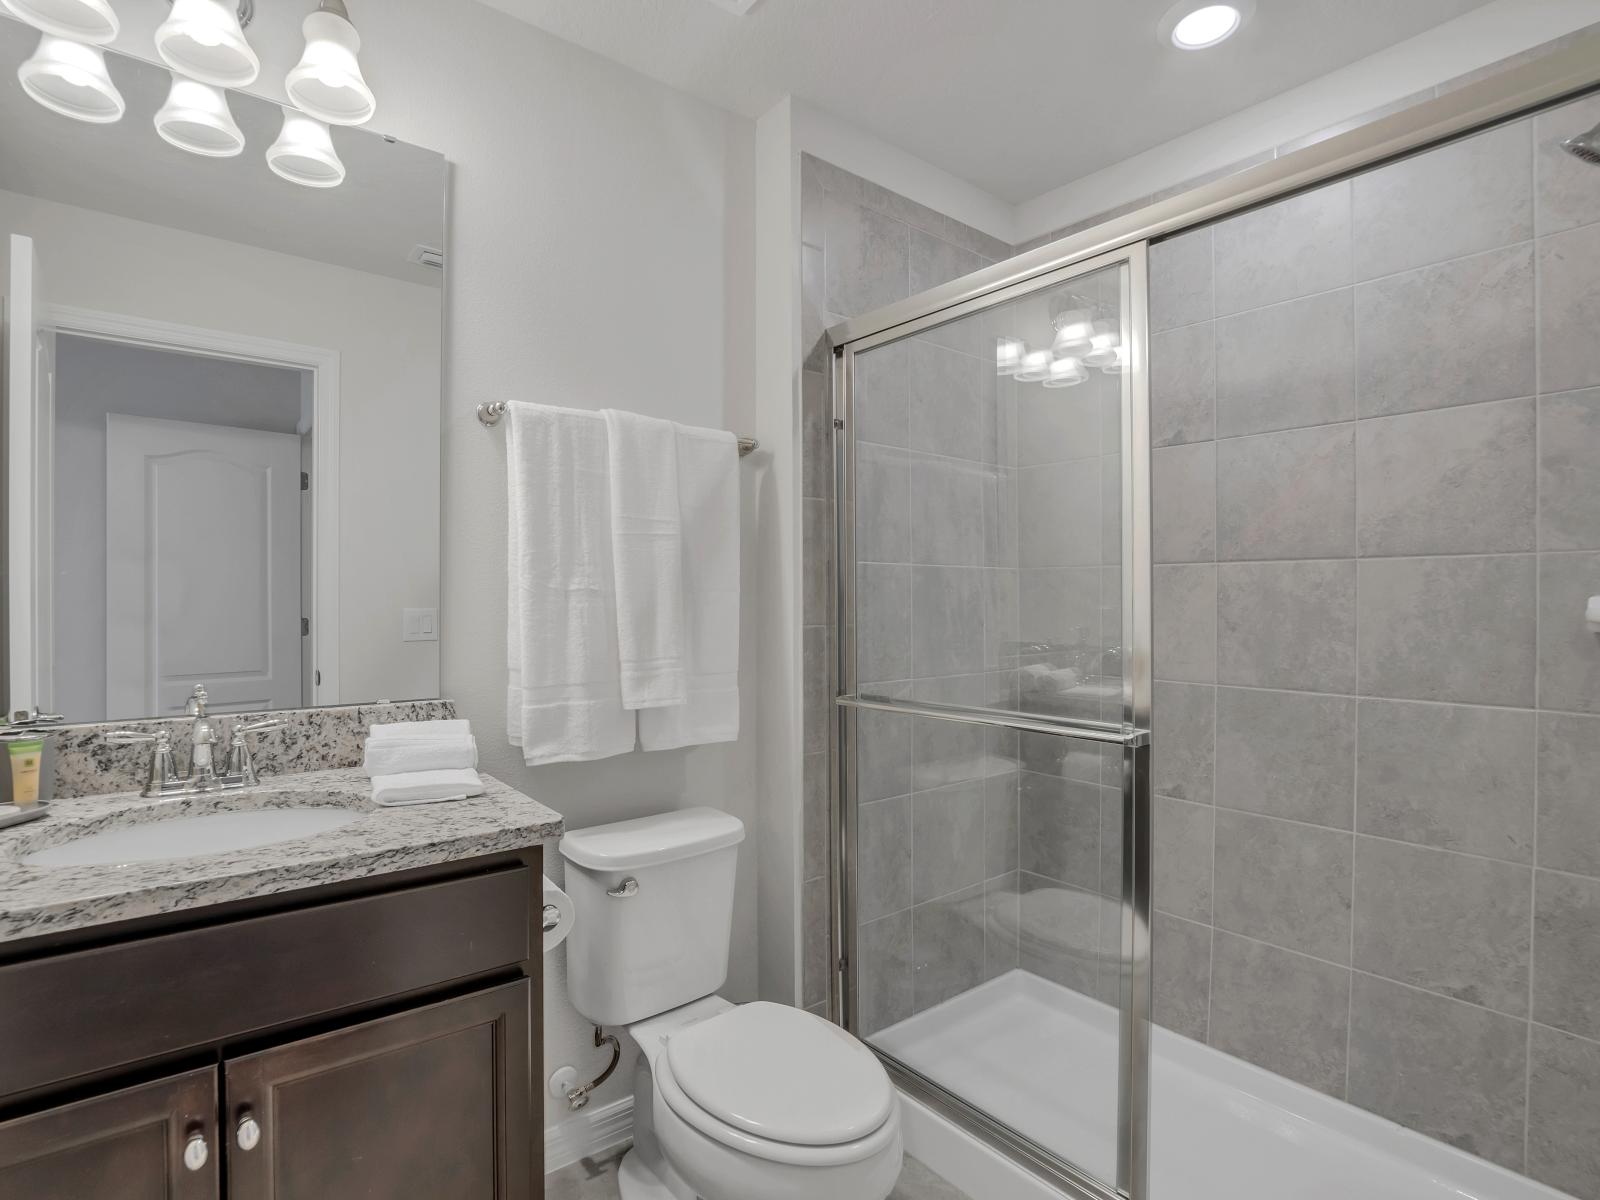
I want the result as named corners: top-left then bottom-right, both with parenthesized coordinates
top-left (266, 108), bottom-right (346, 188)
top-left (996, 337), bottom-right (1026, 376)
top-left (286, 0), bottom-right (375, 126)
top-left (1051, 308), bottom-right (1094, 355)
top-left (1100, 346), bottom-right (1130, 375)
top-left (1014, 349), bottom-right (1052, 383)
top-left (17, 33), bottom-right (124, 123)
top-left (1, 0), bottom-right (118, 43)
top-left (154, 73), bottom-right (244, 156)
top-left (155, 0), bottom-right (259, 88)
top-left (1042, 357), bottom-right (1088, 389)
top-left (1082, 321), bottom-right (1122, 368)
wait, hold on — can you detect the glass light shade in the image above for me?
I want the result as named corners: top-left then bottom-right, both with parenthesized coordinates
top-left (155, 0), bottom-right (259, 88)
top-left (266, 108), bottom-right (345, 188)
top-left (1, 0), bottom-right (118, 43)
top-left (1081, 321), bottom-right (1122, 368)
top-left (995, 337), bottom-right (1026, 377)
top-left (1014, 349), bottom-right (1052, 383)
top-left (154, 74), bottom-right (244, 157)
top-left (1042, 356), bottom-right (1088, 389)
top-left (17, 34), bottom-right (124, 123)
top-left (285, 9), bottom-right (375, 126)
top-left (1051, 308), bottom-right (1094, 355)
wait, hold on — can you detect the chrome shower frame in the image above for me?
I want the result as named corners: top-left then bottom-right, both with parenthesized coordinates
top-left (825, 27), bottom-right (1600, 1200)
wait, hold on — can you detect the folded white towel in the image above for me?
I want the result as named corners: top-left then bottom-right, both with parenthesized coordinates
top-left (367, 719), bottom-right (472, 741)
top-left (363, 736), bottom-right (478, 777)
top-left (505, 402), bottom-right (637, 765)
top-left (371, 768), bottom-right (485, 807)
top-left (639, 424), bottom-right (740, 751)
top-left (603, 409), bottom-right (687, 710)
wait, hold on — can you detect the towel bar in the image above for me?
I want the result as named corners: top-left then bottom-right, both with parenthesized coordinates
top-left (476, 401), bottom-right (758, 457)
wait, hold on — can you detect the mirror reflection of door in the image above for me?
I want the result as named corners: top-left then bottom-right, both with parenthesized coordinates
top-left (50, 337), bottom-right (313, 721)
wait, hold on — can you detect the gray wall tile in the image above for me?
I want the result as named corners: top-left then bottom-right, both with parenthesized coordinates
top-left (1357, 556), bottom-right (1536, 706)
top-left (910, 454), bottom-right (987, 566)
top-left (1355, 398), bottom-right (1536, 556)
top-left (857, 700), bottom-right (913, 802)
top-left (1153, 681), bottom-right (1215, 804)
top-left (802, 242), bottom-right (829, 373)
top-left (1539, 221), bottom-right (1600, 394)
top-left (857, 910), bottom-right (913, 1036)
top-left (825, 194), bottom-right (910, 316)
top-left (910, 678), bottom-right (991, 788)
top-left (1355, 245), bottom-right (1535, 418)
top-left (1019, 772), bottom-right (1102, 891)
top-left (1357, 700), bottom-right (1535, 862)
top-left (984, 872), bottom-right (1021, 981)
top-left (855, 340), bottom-right (910, 449)
top-left (1149, 226), bottom-right (1212, 332)
top-left (1527, 1024), bottom-right (1600, 1199)
top-left (1353, 837), bottom-right (1531, 1014)
top-left (1540, 388), bottom-right (1600, 552)
top-left (1537, 91), bottom-right (1600, 236)
top-left (804, 751), bottom-right (828, 882)
top-left (1016, 387), bottom-right (1103, 467)
top-left (983, 465), bottom-right (1018, 568)
top-left (1154, 564), bottom-right (1217, 684)
top-left (1151, 322), bottom-right (1215, 448)
top-left (856, 441), bottom-right (910, 564)
top-left (912, 884), bottom-right (986, 1011)
top-left (1217, 560), bottom-right (1356, 693)
top-left (1210, 932), bottom-right (1350, 1097)
top-left (1014, 872), bottom-right (1106, 997)
top-left (1215, 289), bottom-right (1355, 437)
top-left (803, 498), bottom-right (833, 625)
top-left (802, 369), bottom-right (831, 498)
top-left (1213, 809), bottom-right (1352, 962)
top-left (1153, 442), bottom-right (1217, 563)
top-left (1152, 913), bottom-right (1211, 1041)
top-left (858, 795), bottom-right (912, 922)
top-left (1018, 459), bottom-right (1101, 567)
top-left (803, 878), bottom-right (830, 1010)
top-left (1537, 552), bottom-right (1600, 713)
top-left (985, 772), bottom-right (1020, 878)
top-left (908, 341), bottom-right (997, 463)
top-left (1533, 869), bottom-right (1600, 1040)
top-left (1352, 119), bottom-right (1532, 280)
top-left (909, 224), bottom-right (986, 295)
top-left (1214, 181), bottom-right (1351, 315)
top-left (913, 780), bottom-right (986, 903)
top-left (1217, 424), bottom-right (1356, 560)
top-left (858, 562), bottom-right (912, 685)
top-left (804, 626), bottom-right (830, 755)
top-left (1215, 687), bottom-right (1355, 828)
top-left (910, 566), bottom-right (986, 677)
top-left (1538, 713), bottom-right (1600, 877)
top-left (1154, 794), bottom-right (1214, 923)
top-left (1018, 566), bottom-right (1101, 648)
top-left (1348, 973), bottom-right (1528, 1170)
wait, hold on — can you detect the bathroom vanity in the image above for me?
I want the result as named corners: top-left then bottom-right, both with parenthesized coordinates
top-left (0, 765), bottom-right (562, 1199)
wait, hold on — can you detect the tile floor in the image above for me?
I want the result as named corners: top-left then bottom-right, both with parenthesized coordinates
top-left (544, 1144), bottom-right (971, 1200)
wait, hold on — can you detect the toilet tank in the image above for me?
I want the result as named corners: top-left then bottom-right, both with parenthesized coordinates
top-left (560, 808), bottom-right (746, 1027)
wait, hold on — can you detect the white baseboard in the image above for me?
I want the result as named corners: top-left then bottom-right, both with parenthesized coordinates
top-left (545, 1095), bottom-right (634, 1173)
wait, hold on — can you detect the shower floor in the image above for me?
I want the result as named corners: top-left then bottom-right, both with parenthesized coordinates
top-left (873, 970), bottom-right (1571, 1200)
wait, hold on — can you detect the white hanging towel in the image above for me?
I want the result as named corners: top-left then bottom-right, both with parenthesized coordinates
top-left (640, 424), bottom-right (741, 751)
top-left (505, 402), bottom-right (637, 764)
top-left (602, 409), bottom-right (687, 709)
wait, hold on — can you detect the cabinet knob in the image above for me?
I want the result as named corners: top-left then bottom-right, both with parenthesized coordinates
top-left (236, 1115), bottom-right (262, 1151)
top-left (182, 1132), bottom-right (209, 1171)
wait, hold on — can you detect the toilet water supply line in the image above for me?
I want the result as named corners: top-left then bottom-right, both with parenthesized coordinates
top-left (567, 1025), bottom-right (622, 1111)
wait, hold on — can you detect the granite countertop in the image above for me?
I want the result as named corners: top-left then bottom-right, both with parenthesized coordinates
top-left (0, 768), bottom-right (564, 943)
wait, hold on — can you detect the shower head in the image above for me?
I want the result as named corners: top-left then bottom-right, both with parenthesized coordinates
top-left (1562, 121), bottom-right (1600, 165)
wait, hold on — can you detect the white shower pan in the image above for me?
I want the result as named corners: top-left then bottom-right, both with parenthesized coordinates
top-left (874, 970), bottom-right (1572, 1200)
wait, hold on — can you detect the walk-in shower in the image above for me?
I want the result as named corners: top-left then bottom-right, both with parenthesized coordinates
top-left (826, 32), bottom-right (1600, 1200)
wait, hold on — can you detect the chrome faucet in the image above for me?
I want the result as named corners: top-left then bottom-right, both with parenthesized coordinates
top-left (107, 685), bottom-right (285, 798)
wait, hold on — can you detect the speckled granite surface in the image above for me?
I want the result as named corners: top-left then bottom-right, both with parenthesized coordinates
top-left (51, 700), bottom-right (457, 799)
top-left (0, 768), bottom-right (563, 943)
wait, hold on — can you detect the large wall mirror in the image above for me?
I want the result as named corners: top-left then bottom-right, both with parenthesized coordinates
top-left (0, 15), bottom-right (445, 724)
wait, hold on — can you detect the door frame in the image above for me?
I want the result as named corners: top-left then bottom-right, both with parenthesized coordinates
top-left (43, 304), bottom-right (341, 707)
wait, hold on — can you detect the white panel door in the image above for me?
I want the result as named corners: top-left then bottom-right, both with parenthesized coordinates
top-left (105, 414), bottom-right (302, 718)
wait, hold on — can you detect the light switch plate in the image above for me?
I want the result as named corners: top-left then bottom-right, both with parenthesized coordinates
top-left (402, 608), bottom-right (438, 642)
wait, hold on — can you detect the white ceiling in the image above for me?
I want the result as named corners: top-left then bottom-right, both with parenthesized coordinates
top-left (477, 0), bottom-right (1497, 204)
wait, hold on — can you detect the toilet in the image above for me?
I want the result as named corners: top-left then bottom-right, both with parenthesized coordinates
top-left (560, 808), bottom-right (903, 1200)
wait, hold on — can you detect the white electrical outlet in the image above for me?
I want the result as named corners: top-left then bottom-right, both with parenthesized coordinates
top-left (401, 608), bottom-right (438, 642)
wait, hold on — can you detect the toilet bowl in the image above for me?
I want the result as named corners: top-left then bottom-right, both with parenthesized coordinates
top-left (559, 809), bottom-right (902, 1200)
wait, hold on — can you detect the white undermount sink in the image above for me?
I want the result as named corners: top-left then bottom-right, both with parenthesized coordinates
top-left (23, 807), bottom-right (360, 868)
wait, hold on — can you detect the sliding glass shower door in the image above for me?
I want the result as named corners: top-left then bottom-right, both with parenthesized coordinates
top-left (833, 248), bottom-right (1152, 1200)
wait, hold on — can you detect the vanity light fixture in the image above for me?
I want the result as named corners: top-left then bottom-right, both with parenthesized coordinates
top-left (154, 73), bottom-right (244, 157)
top-left (266, 107), bottom-right (346, 188)
top-left (0, 0), bottom-right (118, 43)
top-left (996, 336), bottom-right (1026, 376)
top-left (1081, 321), bottom-right (1122, 368)
top-left (1014, 349), bottom-right (1053, 383)
top-left (155, 0), bottom-right (259, 88)
top-left (1160, 1), bottom-right (1251, 51)
top-left (1051, 308), bottom-right (1095, 355)
top-left (285, 0), bottom-right (375, 126)
top-left (1042, 357), bottom-right (1088, 389)
top-left (16, 32), bottom-right (124, 123)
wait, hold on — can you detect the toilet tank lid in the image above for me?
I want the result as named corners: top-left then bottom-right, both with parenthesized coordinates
top-left (560, 807), bottom-right (745, 871)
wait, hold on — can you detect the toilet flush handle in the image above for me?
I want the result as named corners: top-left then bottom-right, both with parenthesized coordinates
top-left (606, 876), bottom-right (639, 898)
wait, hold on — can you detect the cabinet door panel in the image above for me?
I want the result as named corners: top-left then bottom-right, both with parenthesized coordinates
top-left (0, 1067), bottom-right (217, 1199)
top-left (226, 980), bottom-right (531, 1200)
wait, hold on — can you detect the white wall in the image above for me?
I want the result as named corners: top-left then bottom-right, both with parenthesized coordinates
top-left (0, 186), bottom-right (442, 707)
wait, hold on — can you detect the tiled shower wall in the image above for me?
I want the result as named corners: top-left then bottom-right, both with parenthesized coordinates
top-left (797, 155), bottom-right (1013, 1017)
top-left (1148, 92), bottom-right (1600, 1196)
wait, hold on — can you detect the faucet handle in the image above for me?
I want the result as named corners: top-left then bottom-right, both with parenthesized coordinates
top-left (232, 718), bottom-right (285, 737)
top-left (223, 718), bottom-right (285, 785)
top-left (185, 685), bottom-right (209, 718)
top-left (105, 729), bottom-right (179, 796)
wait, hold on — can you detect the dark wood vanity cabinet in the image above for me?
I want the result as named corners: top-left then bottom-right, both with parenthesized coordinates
top-left (0, 850), bottom-right (542, 1199)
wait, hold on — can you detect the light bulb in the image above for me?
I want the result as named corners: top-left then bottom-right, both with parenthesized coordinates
top-left (1014, 349), bottom-right (1053, 383)
top-left (285, 4), bottom-right (375, 126)
top-left (1171, 4), bottom-right (1242, 49)
top-left (1042, 357), bottom-right (1088, 389)
top-left (17, 33), bottom-right (123, 123)
top-left (1082, 321), bottom-right (1122, 368)
top-left (1051, 308), bottom-right (1094, 355)
top-left (996, 337), bottom-right (1026, 377)
top-left (155, 0), bottom-right (259, 88)
top-left (266, 107), bottom-right (346, 188)
top-left (0, 0), bottom-right (118, 43)
top-left (154, 73), bottom-right (244, 157)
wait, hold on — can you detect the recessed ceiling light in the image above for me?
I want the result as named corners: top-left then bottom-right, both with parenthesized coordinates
top-left (1161, 1), bottom-right (1252, 51)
